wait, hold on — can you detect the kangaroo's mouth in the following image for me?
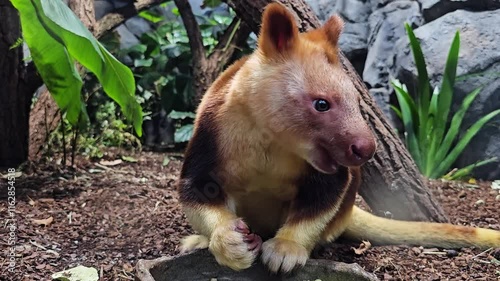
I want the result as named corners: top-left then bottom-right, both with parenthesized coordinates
top-left (307, 144), bottom-right (339, 174)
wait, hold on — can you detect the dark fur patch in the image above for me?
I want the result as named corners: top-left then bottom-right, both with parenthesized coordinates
top-left (177, 58), bottom-right (250, 207)
top-left (178, 106), bottom-right (226, 206)
top-left (329, 167), bottom-right (360, 221)
top-left (288, 166), bottom-right (351, 223)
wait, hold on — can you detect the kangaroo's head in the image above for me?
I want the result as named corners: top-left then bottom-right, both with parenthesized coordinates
top-left (243, 3), bottom-right (376, 174)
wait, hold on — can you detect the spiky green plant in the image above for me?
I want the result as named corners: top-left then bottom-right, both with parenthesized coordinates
top-left (391, 24), bottom-right (500, 179)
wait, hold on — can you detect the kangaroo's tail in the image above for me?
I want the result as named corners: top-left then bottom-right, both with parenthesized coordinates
top-left (343, 206), bottom-right (500, 249)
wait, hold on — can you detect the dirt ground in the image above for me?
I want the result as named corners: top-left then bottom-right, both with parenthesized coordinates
top-left (1, 149), bottom-right (499, 281)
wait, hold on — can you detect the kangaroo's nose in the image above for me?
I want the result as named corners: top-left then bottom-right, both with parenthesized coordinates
top-left (348, 137), bottom-right (376, 165)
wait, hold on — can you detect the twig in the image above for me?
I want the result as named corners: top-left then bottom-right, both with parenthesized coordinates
top-left (60, 112), bottom-right (66, 167)
top-left (94, 163), bottom-right (131, 175)
top-left (29, 240), bottom-right (47, 250)
top-left (472, 247), bottom-right (493, 260)
top-left (422, 251), bottom-right (447, 255)
top-left (71, 114), bottom-right (81, 167)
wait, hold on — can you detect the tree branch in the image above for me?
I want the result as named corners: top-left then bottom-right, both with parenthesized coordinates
top-left (204, 18), bottom-right (251, 96)
top-left (173, 0), bottom-right (206, 64)
top-left (208, 17), bottom-right (251, 62)
top-left (94, 0), bottom-right (168, 39)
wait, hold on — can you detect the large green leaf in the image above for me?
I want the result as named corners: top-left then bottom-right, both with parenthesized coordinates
top-left (392, 81), bottom-right (422, 169)
top-left (405, 23), bottom-right (430, 146)
top-left (11, 0), bottom-right (86, 125)
top-left (433, 109), bottom-right (500, 178)
top-left (12, 0), bottom-right (143, 135)
top-left (433, 31), bottom-right (460, 148)
top-left (423, 86), bottom-right (440, 176)
top-left (433, 87), bottom-right (482, 166)
top-left (444, 157), bottom-right (498, 181)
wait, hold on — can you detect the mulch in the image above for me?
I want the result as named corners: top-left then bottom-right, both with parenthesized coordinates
top-left (1, 149), bottom-right (499, 281)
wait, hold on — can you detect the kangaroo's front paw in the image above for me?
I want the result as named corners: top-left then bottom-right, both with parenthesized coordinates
top-left (179, 234), bottom-right (209, 253)
top-left (261, 237), bottom-right (308, 273)
top-left (209, 219), bottom-right (262, 271)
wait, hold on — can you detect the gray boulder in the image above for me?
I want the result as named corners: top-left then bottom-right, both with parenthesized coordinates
top-left (368, 0), bottom-right (407, 12)
top-left (306, 0), bottom-right (371, 72)
top-left (135, 249), bottom-right (379, 281)
top-left (363, 0), bottom-right (423, 113)
top-left (392, 9), bottom-right (500, 179)
top-left (421, 0), bottom-right (500, 22)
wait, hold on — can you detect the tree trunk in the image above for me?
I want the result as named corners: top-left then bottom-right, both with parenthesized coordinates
top-left (224, 0), bottom-right (448, 222)
top-left (0, 1), bottom-right (29, 167)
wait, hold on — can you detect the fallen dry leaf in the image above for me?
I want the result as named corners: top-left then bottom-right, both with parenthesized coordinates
top-left (99, 159), bottom-right (123, 166)
top-left (32, 216), bottom-right (54, 226)
top-left (351, 240), bottom-right (372, 255)
top-left (28, 196), bottom-right (36, 206)
top-left (122, 262), bottom-right (133, 273)
top-left (492, 180), bottom-right (500, 190)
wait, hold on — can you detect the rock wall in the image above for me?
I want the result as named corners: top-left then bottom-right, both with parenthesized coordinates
top-left (307, 0), bottom-right (500, 180)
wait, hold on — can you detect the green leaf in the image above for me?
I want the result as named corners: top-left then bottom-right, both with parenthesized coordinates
top-left (121, 155), bottom-right (138, 163)
top-left (423, 86), bottom-right (441, 175)
top-left (405, 23), bottom-right (431, 145)
top-left (444, 157), bottom-right (498, 181)
top-left (169, 110), bottom-right (196, 120)
top-left (11, 0), bottom-right (86, 126)
top-left (175, 124), bottom-right (194, 143)
top-left (162, 156), bottom-right (171, 166)
top-left (434, 31), bottom-right (460, 147)
top-left (52, 265), bottom-right (98, 281)
top-left (125, 44), bottom-right (147, 55)
top-left (171, 7), bottom-right (180, 16)
top-left (13, 0), bottom-right (143, 136)
top-left (134, 58), bottom-right (153, 67)
top-left (433, 87), bottom-right (482, 166)
top-left (203, 0), bottom-right (223, 8)
top-left (433, 109), bottom-right (500, 178)
top-left (390, 105), bottom-right (402, 120)
top-left (392, 81), bottom-right (422, 169)
top-left (139, 10), bottom-right (164, 23)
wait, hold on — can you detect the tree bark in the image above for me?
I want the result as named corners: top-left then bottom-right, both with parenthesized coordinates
top-left (223, 0), bottom-right (448, 222)
top-left (0, 1), bottom-right (30, 167)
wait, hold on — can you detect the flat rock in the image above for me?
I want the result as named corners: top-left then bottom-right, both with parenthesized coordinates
top-left (135, 249), bottom-right (379, 281)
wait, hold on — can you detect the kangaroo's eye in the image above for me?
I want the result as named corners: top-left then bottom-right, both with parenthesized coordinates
top-left (313, 99), bottom-right (330, 112)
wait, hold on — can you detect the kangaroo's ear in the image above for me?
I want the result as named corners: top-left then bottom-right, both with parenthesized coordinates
top-left (322, 15), bottom-right (344, 46)
top-left (258, 3), bottom-right (299, 57)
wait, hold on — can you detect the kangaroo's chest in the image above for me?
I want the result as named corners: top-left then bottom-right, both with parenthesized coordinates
top-left (224, 172), bottom-right (298, 233)
top-left (231, 190), bottom-right (291, 239)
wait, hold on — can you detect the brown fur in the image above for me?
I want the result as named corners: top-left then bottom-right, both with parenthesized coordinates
top-left (177, 2), bottom-right (500, 274)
